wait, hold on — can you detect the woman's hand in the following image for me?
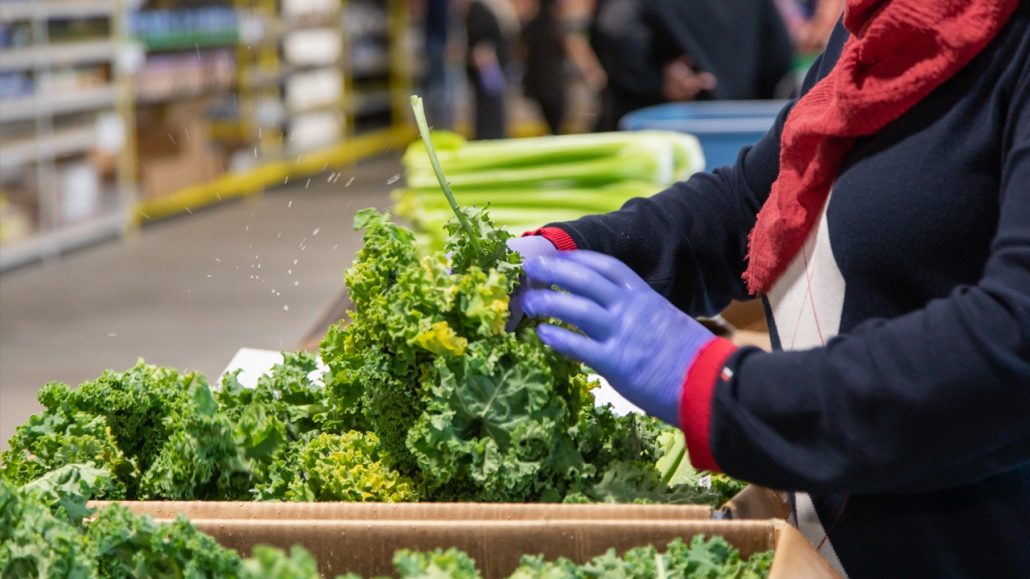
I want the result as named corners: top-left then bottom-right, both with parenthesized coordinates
top-left (521, 250), bottom-right (715, 427)
top-left (505, 236), bottom-right (559, 331)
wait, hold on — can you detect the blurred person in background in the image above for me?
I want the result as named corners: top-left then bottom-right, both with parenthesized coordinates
top-left (424, 0), bottom-right (454, 129)
top-left (521, 0), bottom-right (568, 134)
top-left (590, 0), bottom-right (794, 130)
top-left (521, 0), bottom-right (607, 134)
top-left (465, 0), bottom-right (520, 139)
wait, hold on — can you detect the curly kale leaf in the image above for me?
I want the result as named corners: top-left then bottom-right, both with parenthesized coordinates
top-left (444, 205), bottom-right (520, 278)
top-left (85, 506), bottom-right (241, 577)
top-left (0, 477), bottom-right (93, 579)
top-left (407, 336), bottom-right (585, 502)
top-left (137, 379), bottom-right (250, 500)
top-left (239, 545), bottom-right (322, 579)
top-left (393, 547), bottom-right (482, 579)
top-left (20, 463), bottom-right (114, 526)
top-left (1, 410), bottom-right (135, 499)
top-left (256, 431), bottom-right (416, 502)
top-left (216, 351), bottom-right (331, 490)
top-left (1, 362), bottom-right (205, 498)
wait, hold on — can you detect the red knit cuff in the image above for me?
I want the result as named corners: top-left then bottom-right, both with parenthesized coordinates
top-left (680, 337), bottom-right (737, 472)
top-left (522, 227), bottom-right (577, 251)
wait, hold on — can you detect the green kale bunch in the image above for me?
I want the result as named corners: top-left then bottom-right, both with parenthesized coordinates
top-left (510, 536), bottom-right (773, 578)
top-left (0, 353), bottom-right (336, 502)
top-left (0, 362), bottom-right (231, 499)
top-left (320, 209), bottom-right (587, 501)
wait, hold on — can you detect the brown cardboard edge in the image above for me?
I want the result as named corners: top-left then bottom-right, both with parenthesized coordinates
top-left (89, 500), bottom-right (713, 521)
top-left (722, 485), bottom-right (792, 520)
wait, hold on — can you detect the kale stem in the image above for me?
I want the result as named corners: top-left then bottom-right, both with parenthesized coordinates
top-left (410, 96), bottom-right (482, 255)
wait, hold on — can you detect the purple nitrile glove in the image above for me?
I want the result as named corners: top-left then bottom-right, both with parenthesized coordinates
top-left (521, 251), bottom-right (715, 427)
top-left (505, 236), bottom-right (559, 331)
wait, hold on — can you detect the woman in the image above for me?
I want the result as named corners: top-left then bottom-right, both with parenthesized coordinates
top-left (509, 1), bottom-right (1030, 576)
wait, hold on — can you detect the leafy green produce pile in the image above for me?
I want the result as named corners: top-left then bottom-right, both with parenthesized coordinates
top-left (508, 537), bottom-right (773, 579)
top-left (341, 537), bottom-right (773, 579)
top-left (393, 130), bottom-right (705, 251)
top-left (2, 207), bottom-right (739, 506)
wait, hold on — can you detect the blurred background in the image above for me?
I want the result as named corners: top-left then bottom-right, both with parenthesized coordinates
top-left (0, 0), bottom-right (841, 448)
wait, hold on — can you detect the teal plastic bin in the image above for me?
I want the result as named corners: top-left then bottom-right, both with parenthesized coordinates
top-left (620, 101), bottom-right (788, 170)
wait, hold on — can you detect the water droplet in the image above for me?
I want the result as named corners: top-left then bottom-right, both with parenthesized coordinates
top-left (312, 227), bottom-right (320, 236)
top-left (294, 281), bottom-right (299, 287)
top-left (305, 178), bottom-right (311, 189)
top-left (214, 257), bottom-right (221, 262)
top-left (283, 305), bottom-right (290, 311)
top-left (107, 333), bottom-right (118, 337)
top-left (345, 177), bottom-right (355, 187)
top-left (386, 174), bottom-right (400, 185)
top-left (288, 269), bottom-right (293, 275)
top-left (207, 274), bottom-right (213, 278)
top-left (288, 200), bottom-right (293, 208)
top-left (332, 244), bottom-right (339, 251)
top-left (293, 258), bottom-right (298, 265)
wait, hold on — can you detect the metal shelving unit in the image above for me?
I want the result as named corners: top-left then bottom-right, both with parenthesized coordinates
top-left (0, 0), bottom-right (135, 271)
top-left (0, 0), bottom-right (118, 21)
top-left (0, 39), bottom-right (118, 70)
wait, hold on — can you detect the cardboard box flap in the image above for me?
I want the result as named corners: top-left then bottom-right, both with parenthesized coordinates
top-left (770, 521), bottom-right (842, 579)
top-left (722, 485), bottom-right (792, 520)
top-left (92, 501), bottom-right (713, 521)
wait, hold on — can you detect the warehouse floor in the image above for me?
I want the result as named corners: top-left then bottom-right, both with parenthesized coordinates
top-left (0, 156), bottom-right (399, 449)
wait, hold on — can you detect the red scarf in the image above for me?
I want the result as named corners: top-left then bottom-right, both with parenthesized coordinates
top-left (742, 0), bottom-right (1019, 295)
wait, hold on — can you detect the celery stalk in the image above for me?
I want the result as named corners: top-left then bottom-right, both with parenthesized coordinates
top-left (409, 96), bottom-right (481, 254)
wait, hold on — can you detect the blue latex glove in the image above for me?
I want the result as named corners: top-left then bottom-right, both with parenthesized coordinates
top-left (521, 251), bottom-right (715, 427)
top-left (505, 236), bottom-right (558, 331)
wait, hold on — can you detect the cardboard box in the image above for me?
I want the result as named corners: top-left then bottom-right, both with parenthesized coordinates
top-left (94, 502), bottom-right (838, 578)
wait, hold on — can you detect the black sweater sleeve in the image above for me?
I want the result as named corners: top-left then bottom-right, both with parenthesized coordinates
top-left (551, 103), bottom-right (791, 317)
top-left (710, 58), bottom-right (1030, 495)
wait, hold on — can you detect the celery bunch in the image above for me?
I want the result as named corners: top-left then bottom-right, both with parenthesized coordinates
top-left (394, 129), bottom-right (704, 249)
